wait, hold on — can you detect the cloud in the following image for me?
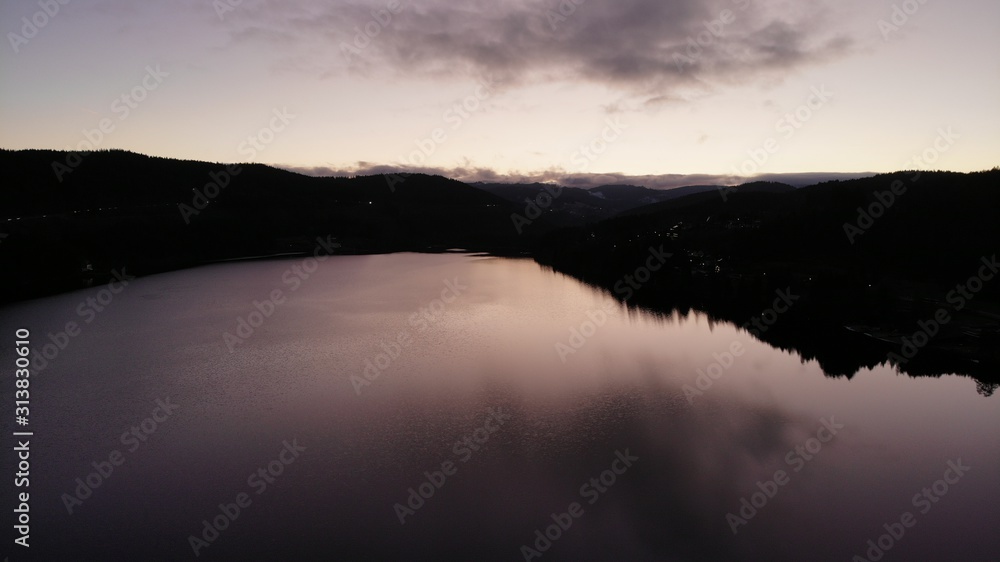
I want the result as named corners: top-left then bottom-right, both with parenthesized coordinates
top-left (227, 0), bottom-right (856, 98)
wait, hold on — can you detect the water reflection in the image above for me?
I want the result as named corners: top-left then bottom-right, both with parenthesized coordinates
top-left (0, 254), bottom-right (996, 560)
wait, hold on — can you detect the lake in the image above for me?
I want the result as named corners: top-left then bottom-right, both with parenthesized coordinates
top-left (2, 253), bottom-right (997, 561)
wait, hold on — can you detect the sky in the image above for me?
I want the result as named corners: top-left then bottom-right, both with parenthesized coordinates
top-left (1, 0), bottom-right (998, 187)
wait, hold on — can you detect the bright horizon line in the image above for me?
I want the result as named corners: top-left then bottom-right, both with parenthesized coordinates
top-left (6, 146), bottom-right (997, 191)
top-left (14, 145), bottom-right (997, 191)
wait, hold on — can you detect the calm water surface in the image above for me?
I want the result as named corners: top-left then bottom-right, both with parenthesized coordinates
top-left (2, 253), bottom-right (997, 561)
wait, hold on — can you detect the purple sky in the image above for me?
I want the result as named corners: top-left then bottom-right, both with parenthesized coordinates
top-left (1, 0), bottom-right (997, 186)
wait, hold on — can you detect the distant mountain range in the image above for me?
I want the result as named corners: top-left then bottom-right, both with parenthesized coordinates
top-left (473, 182), bottom-right (724, 226)
top-left (473, 181), bottom-right (799, 228)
